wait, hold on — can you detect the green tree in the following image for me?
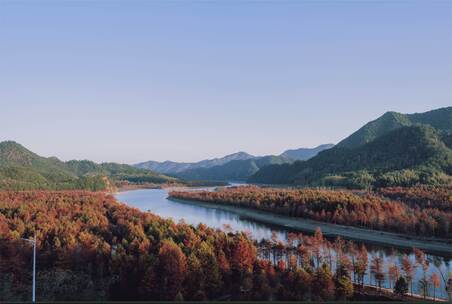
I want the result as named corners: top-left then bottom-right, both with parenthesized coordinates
top-left (194, 241), bottom-right (222, 298)
top-left (334, 261), bottom-right (354, 300)
top-left (334, 275), bottom-right (354, 300)
top-left (312, 263), bottom-right (335, 301)
top-left (394, 276), bottom-right (409, 298)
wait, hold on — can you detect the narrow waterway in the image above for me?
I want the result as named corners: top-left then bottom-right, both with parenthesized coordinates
top-left (115, 188), bottom-right (450, 300)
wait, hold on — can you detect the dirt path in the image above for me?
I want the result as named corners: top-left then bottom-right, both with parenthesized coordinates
top-left (169, 197), bottom-right (452, 257)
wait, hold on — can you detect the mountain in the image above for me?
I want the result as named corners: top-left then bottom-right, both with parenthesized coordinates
top-left (134, 160), bottom-right (193, 175)
top-left (0, 141), bottom-right (79, 189)
top-left (176, 155), bottom-right (292, 181)
top-left (135, 145), bottom-right (331, 180)
top-left (280, 144), bottom-right (334, 160)
top-left (0, 141), bottom-right (176, 191)
top-left (250, 107), bottom-right (452, 188)
top-left (135, 152), bottom-right (254, 174)
top-left (337, 107), bottom-right (452, 148)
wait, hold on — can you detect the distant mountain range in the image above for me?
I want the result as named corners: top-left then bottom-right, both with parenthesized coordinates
top-left (0, 141), bottom-right (176, 191)
top-left (135, 151), bottom-right (255, 174)
top-left (175, 155), bottom-right (292, 181)
top-left (250, 107), bottom-right (452, 188)
top-left (135, 144), bottom-right (333, 181)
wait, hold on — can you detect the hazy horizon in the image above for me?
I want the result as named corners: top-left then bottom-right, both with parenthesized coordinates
top-left (1, 1), bottom-right (451, 163)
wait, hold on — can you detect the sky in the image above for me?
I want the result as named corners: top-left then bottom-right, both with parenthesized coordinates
top-left (1, 0), bottom-right (451, 164)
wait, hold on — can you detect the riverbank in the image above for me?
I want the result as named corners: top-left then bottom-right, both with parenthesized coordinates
top-left (356, 284), bottom-right (448, 302)
top-left (168, 197), bottom-right (452, 257)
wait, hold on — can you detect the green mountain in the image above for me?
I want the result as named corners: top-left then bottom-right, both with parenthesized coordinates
top-left (0, 141), bottom-right (176, 191)
top-left (337, 107), bottom-right (452, 148)
top-left (176, 155), bottom-right (292, 181)
top-left (250, 107), bottom-right (452, 188)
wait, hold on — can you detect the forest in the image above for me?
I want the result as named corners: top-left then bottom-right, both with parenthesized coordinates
top-left (377, 186), bottom-right (452, 212)
top-left (1, 191), bottom-right (447, 301)
top-left (169, 185), bottom-right (452, 239)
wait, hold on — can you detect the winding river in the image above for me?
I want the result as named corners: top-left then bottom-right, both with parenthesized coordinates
top-left (115, 188), bottom-right (450, 300)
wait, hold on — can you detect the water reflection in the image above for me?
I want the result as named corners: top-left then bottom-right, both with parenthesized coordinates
top-left (115, 188), bottom-right (450, 299)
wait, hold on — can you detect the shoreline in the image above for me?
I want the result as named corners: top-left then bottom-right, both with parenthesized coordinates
top-left (168, 196), bottom-right (452, 257)
top-left (114, 181), bottom-right (230, 194)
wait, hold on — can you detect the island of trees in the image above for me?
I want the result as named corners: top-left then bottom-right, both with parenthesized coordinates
top-left (169, 185), bottom-right (452, 239)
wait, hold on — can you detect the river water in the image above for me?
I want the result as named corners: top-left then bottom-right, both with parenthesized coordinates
top-left (115, 188), bottom-right (450, 300)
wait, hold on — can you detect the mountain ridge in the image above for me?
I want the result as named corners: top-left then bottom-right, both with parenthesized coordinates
top-left (135, 151), bottom-right (255, 174)
top-left (135, 145), bottom-right (333, 177)
top-left (176, 155), bottom-right (292, 181)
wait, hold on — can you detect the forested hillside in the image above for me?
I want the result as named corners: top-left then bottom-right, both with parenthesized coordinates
top-left (250, 107), bottom-right (452, 188)
top-left (0, 141), bottom-right (175, 191)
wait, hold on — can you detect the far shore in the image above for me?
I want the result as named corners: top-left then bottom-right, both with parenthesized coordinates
top-left (168, 196), bottom-right (452, 257)
top-left (114, 181), bottom-right (229, 194)
top-left (114, 183), bottom-right (167, 194)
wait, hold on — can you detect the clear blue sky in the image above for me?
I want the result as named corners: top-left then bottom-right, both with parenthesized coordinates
top-left (1, 0), bottom-right (451, 163)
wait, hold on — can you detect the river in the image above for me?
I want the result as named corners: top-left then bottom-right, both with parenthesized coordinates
top-left (115, 188), bottom-right (450, 300)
